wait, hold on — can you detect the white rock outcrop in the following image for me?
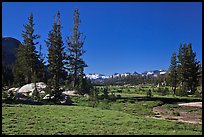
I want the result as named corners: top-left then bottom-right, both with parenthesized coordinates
top-left (62, 90), bottom-right (80, 96)
top-left (18, 82), bottom-right (47, 96)
top-left (7, 87), bottom-right (20, 93)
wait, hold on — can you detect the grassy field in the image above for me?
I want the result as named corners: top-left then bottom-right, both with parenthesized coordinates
top-left (2, 103), bottom-right (202, 135)
top-left (2, 85), bottom-right (202, 135)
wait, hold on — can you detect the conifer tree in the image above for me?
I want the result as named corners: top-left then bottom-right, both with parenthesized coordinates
top-left (184, 44), bottom-right (201, 94)
top-left (46, 11), bottom-right (65, 101)
top-left (168, 52), bottom-right (178, 95)
top-left (35, 44), bottom-right (46, 82)
top-left (14, 13), bottom-right (41, 86)
top-left (14, 44), bottom-right (26, 86)
top-left (22, 13), bottom-right (40, 83)
top-left (177, 43), bottom-right (201, 94)
top-left (65, 8), bottom-right (88, 94)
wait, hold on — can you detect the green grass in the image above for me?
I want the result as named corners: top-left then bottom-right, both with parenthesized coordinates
top-left (71, 96), bottom-right (164, 116)
top-left (105, 85), bottom-right (202, 99)
top-left (2, 103), bottom-right (202, 135)
top-left (2, 85), bottom-right (202, 135)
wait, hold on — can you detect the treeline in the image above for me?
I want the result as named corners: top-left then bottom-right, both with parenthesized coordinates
top-left (2, 9), bottom-right (92, 102)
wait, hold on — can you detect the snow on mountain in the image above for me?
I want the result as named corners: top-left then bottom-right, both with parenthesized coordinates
top-left (160, 71), bottom-right (166, 75)
top-left (86, 70), bottom-right (167, 80)
top-left (86, 73), bottom-right (102, 80)
top-left (121, 72), bottom-right (131, 77)
top-left (147, 71), bottom-right (154, 75)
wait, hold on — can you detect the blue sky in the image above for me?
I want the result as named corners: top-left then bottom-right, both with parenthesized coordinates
top-left (2, 2), bottom-right (202, 75)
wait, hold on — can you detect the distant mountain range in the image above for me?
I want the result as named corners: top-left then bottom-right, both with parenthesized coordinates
top-left (86, 70), bottom-right (167, 81)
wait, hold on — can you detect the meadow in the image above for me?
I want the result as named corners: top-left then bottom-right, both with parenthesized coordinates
top-left (2, 85), bottom-right (202, 135)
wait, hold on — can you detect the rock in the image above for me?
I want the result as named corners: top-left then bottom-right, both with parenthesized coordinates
top-left (14, 92), bottom-right (29, 101)
top-left (43, 94), bottom-right (54, 100)
top-left (59, 95), bottom-right (73, 105)
top-left (14, 93), bottom-right (41, 105)
top-left (42, 94), bottom-right (73, 105)
top-left (83, 93), bottom-right (89, 97)
top-left (18, 82), bottom-right (47, 96)
top-left (62, 90), bottom-right (80, 96)
top-left (7, 87), bottom-right (19, 93)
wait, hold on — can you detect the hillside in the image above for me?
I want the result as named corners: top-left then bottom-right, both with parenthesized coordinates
top-left (2, 37), bottom-right (21, 66)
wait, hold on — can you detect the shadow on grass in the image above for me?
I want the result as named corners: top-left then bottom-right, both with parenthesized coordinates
top-left (2, 99), bottom-right (76, 106)
top-left (118, 96), bottom-right (202, 104)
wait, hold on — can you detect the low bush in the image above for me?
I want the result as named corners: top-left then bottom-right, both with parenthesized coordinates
top-left (175, 88), bottom-right (188, 97)
top-left (146, 89), bottom-right (152, 98)
top-left (116, 94), bottom-right (121, 99)
top-left (172, 111), bottom-right (180, 116)
top-left (117, 89), bottom-right (122, 93)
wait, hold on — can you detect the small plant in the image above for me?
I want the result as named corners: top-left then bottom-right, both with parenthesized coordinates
top-left (172, 111), bottom-right (180, 116)
top-left (117, 89), bottom-right (122, 93)
top-left (175, 87), bottom-right (188, 97)
top-left (161, 87), bottom-right (169, 96)
top-left (128, 99), bottom-right (135, 103)
top-left (89, 87), bottom-right (99, 108)
top-left (4, 90), bottom-right (15, 103)
top-left (109, 93), bottom-right (117, 101)
top-left (146, 89), bottom-right (152, 98)
top-left (116, 94), bottom-right (121, 99)
top-left (102, 87), bottom-right (109, 99)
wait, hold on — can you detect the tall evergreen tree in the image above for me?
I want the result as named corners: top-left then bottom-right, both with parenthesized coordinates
top-left (46, 11), bottom-right (65, 101)
top-left (14, 44), bottom-right (26, 86)
top-left (184, 44), bottom-right (201, 94)
top-left (36, 44), bottom-right (46, 82)
top-left (65, 8), bottom-right (88, 94)
top-left (177, 43), bottom-right (201, 94)
top-left (14, 13), bottom-right (41, 86)
top-left (168, 52), bottom-right (178, 95)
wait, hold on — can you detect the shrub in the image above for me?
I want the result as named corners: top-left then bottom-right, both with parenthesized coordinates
top-left (116, 94), bottom-right (121, 99)
top-left (157, 87), bottom-right (162, 93)
top-left (172, 111), bottom-right (180, 116)
top-left (194, 90), bottom-right (202, 98)
top-left (98, 99), bottom-right (110, 110)
top-left (161, 87), bottom-right (169, 96)
top-left (128, 99), bottom-right (135, 103)
top-left (117, 89), bottom-right (122, 93)
top-left (3, 90), bottom-right (15, 103)
top-left (103, 87), bottom-right (109, 99)
top-left (175, 88), bottom-right (188, 97)
top-left (2, 90), bottom-right (8, 99)
top-left (146, 89), bottom-right (152, 98)
top-left (109, 95), bottom-right (116, 101)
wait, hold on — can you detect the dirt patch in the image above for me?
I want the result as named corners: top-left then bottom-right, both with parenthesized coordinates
top-left (177, 102), bottom-right (202, 108)
top-left (152, 102), bottom-right (202, 124)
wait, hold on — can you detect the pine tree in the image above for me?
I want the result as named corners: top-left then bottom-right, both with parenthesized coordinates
top-left (46, 11), bottom-right (65, 102)
top-left (65, 8), bottom-right (87, 94)
top-left (14, 13), bottom-right (41, 86)
top-left (177, 43), bottom-right (201, 94)
top-left (168, 52), bottom-right (178, 95)
top-left (185, 44), bottom-right (201, 94)
top-left (36, 44), bottom-right (46, 82)
top-left (14, 44), bottom-right (26, 86)
top-left (22, 13), bottom-right (40, 83)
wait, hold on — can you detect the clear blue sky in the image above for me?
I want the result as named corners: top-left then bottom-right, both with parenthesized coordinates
top-left (2, 2), bottom-right (202, 75)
